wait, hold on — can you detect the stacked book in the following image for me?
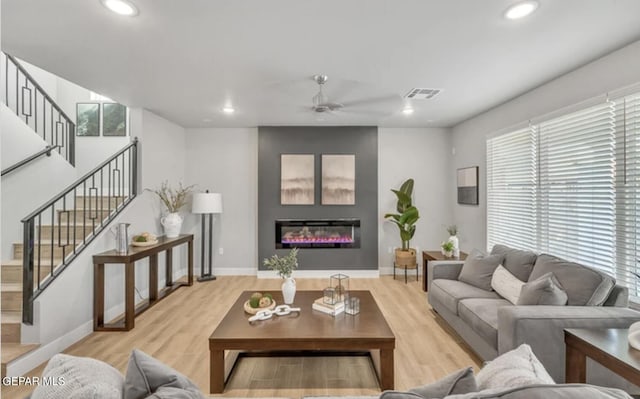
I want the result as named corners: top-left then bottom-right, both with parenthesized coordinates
top-left (312, 297), bottom-right (344, 316)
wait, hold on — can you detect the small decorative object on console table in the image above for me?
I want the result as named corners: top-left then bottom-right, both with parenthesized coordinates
top-left (263, 247), bottom-right (299, 304)
top-left (441, 240), bottom-right (454, 257)
top-left (147, 181), bottom-right (195, 238)
top-left (192, 190), bottom-right (223, 282)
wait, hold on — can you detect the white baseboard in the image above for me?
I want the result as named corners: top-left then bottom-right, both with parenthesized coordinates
top-left (213, 267), bottom-right (256, 276)
top-left (256, 269), bottom-right (379, 279)
top-left (6, 320), bottom-right (93, 377)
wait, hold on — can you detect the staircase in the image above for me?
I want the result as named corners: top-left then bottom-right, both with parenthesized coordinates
top-left (0, 51), bottom-right (139, 377)
top-left (1, 196), bottom-right (130, 375)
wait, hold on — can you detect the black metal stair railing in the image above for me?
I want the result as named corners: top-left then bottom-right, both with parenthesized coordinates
top-left (21, 138), bottom-right (139, 324)
top-left (2, 52), bottom-right (75, 166)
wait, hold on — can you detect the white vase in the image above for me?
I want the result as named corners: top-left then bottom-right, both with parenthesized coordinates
top-left (282, 277), bottom-right (296, 305)
top-left (449, 235), bottom-right (460, 257)
top-left (629, 321), bottom-right (640, 350)
top-left (161, 212), bottom-right (183, 238)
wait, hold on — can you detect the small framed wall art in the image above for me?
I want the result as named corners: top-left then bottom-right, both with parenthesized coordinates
top-left (76, 103), bottom-right (100, 136)
top-left (280, 154), bottom-right (315, 205)
top-left (102, 103), bottom-right (127, 136)
top-left (457, 166), bottom-right (479, 205)
top-left (321, 154), bottom-right (355, 205)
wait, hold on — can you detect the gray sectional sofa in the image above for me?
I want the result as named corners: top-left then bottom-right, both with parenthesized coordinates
top-left (427, 244), bottom-right (640, 384)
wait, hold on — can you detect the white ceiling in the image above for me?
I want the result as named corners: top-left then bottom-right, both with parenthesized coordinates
top-left (3, 0), bottom-right (640, 128)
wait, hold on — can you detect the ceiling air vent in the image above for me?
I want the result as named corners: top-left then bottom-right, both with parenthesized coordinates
top-left (404, 88), bottom-right (442, 100)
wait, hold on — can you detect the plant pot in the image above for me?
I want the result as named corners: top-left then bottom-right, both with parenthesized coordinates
top-left (449, 235), bottom-right (460, 257)
top-left (395, 248), bottom-right (417, 267)
top-left (161, 212), bottom-right (183, 238)
top-left (444, 250), bottom-right (453, 258)
top-left (282, 277), bottom-right (296, 305)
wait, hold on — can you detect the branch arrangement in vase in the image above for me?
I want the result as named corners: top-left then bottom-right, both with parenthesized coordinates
top-left (147, 181), bottom-right (195, 213)
top-left (264, 248), bottom-right (299, 278)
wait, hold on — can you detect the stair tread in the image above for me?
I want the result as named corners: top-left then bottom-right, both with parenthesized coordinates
top-left (1, 283), bottom-right (22, 292)
top-left (2, 258), bottom-right (63, 267)
top-left (1, 343), bottom-right (39, 364)
top-left (1, 311), bottom-right (21, 324)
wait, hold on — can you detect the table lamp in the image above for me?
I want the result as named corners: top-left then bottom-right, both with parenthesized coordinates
top-left (192, 190), bottom-right (223, 282)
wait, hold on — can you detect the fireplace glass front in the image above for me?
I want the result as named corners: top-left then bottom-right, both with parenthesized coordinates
top-left (275, 219), bottom-right (360, 249)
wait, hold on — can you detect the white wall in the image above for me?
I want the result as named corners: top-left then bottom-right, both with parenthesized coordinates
top-left (10, 108), bottom-right (189, 377)
top-left (378, 128), bottom-right (453, 273)
top-left (184, 128), bottom-right (258, 275)
top-left (1, 105), bottom-right (77, 259)
top-left (451, 39), bottom-right (640, 251)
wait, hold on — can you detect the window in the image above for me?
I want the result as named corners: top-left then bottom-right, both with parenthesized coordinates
top-left (487, 93), bottom-right (640, 298)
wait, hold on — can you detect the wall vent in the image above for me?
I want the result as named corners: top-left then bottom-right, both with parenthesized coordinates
top-left (404, 88), bottom-right (442, 100)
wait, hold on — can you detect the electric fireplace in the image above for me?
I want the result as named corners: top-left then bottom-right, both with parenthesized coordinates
top-left (275, 219), bottom-right (360, 249)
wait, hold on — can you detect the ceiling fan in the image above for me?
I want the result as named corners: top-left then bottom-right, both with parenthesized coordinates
top-left (311, 75), bottom-right (343, 113)
top-left (308, 74), bottom-right (403, 116)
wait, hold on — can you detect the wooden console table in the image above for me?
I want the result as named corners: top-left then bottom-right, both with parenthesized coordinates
top-left (565, 328), bottom-right (640, 386)
top-left (422, 250), bottom-right (468, 291)
top-left (93, 234), bottom-right (194, 331)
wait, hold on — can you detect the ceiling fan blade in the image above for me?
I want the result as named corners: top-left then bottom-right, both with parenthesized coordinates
top-left (340, 94), bottom-right (403, 109)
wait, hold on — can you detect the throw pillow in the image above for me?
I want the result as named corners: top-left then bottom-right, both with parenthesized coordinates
top-left (475, 344), bottom-right (555, 390)
top-left (31, 354), bottom-right (123, 399)
top-left (491, 265), bottom-right (525, 305)
top-left (124, 349), bottom-right (205, 399)
top-left (517, 272), bottom-right (568, 306)
top-left (458, 249), bottom-right (505, 291)
top-left (409, 367), bottom-right (477, 397)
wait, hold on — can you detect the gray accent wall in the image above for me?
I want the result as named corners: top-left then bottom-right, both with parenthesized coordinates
top-left (258, 126), bottom-right (378, 270)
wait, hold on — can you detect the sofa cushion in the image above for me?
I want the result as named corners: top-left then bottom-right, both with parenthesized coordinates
top-left (491, 265), bottom-right (525, 305)
top-left (431, 279), bottom-right (500, 315)
top-left (382, 367), bottom-right (477, 399)
top-left (409, 367), bottom-right (477, 398)
top-left (31, 354), bottom-right (123, 399)
top-left (459, 249), bottom-right (505, 291)
top-left (443, 384), bottom-right (633, 399)
top-left (517, 272), bottom-right (568, 306)
top-left (476, 344), bottom-right (555, 390)
top-left (529, 254), bottom-right (615, 306)
top-left (458, 298), bottom-right (512, 348)
top-left (490, 245), bottom-right (538, 282)
top-left (124, 349), bottom-right (204, 399)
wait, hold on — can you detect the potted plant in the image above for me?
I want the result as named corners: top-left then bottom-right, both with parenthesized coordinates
top-left (264, 247), bottom-right (299, 304)
top-left (147, 181), bottom-right (195, 238)
top-left (441, 240), bottom-right (454, 258)
top-left (384, 178), bottom-right (420, 267)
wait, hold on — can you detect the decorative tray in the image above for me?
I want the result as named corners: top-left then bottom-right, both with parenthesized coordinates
top-left (131, 240), bottom-right (159, 247)
top-left (243, 300), bottom-right (276, 315)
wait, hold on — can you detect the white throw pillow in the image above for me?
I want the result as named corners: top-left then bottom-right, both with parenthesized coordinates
top-left (31, 354), bottom-right (123, 399)
top-left (490, 265), bottom-right (525, 305)
top-left (476, 344), bottom-right (555, 390)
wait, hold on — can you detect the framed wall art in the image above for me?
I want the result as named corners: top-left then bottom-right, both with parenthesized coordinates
top-left (76, 103), bottom-right (100, 136)
top-left (102, 103), bottom-right (127, 136)
top-left (322, 154), bottom-right (355, 205)
top-left (457, 166), bottom-right (479, 205)
top-left (280, 154), bottom-right (315, 205)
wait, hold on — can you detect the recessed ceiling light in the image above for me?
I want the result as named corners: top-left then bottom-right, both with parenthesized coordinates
top-left (402, 108), bottom-right (414, 115)
top-left (504, 1), bottom-right (539, 20)
top-left (222, 107), bottom-right (235, 114)
top-left (100, 0), bottom-right (139, 16)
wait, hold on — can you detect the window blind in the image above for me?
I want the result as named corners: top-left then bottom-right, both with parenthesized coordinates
top-left (487, 127), bottom-right (537, 252)
top-left (537, 102), bottom-right (616, 275)
top-left (616, 94), bottom-right (640, 297)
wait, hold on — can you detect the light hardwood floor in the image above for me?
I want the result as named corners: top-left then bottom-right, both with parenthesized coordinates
top-left (1, 276), bottom-right (481, 398)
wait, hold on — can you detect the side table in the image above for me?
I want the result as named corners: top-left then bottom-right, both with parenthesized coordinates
top-left (565, 328), bottom-right (640, 385)
top-left (422, 250), bottom-right (467, 291)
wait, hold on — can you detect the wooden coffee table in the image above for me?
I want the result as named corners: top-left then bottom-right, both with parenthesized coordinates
top-left (209, 290), bottom-right (395, 393)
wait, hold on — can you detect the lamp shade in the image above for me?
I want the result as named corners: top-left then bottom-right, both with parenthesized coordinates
top-left (192, 192), bottom-right (223, 214)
